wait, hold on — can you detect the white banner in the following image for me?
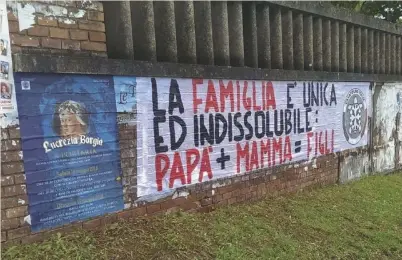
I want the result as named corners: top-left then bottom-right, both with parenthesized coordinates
top-left (136, 78), bottom-right (371, 197)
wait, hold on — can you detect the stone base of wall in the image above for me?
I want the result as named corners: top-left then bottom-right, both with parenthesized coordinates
top-left (1, 151), bottom-right (338, 247)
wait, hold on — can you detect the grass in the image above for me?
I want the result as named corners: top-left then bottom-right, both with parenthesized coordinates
top-left (3, 173), bottom-right (402, 260)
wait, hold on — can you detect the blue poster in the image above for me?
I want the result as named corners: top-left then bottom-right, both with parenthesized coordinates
top-left (15, 73), bottom-right (124, 232)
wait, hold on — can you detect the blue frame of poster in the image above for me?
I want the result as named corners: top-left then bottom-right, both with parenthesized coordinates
top-left (15, 73), bottom-right (124, 232)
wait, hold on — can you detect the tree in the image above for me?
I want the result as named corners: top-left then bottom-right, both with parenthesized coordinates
top-left (331, 1), bottom-right (402, 24)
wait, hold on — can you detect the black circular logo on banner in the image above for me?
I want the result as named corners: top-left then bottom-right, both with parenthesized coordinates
top-left (342, 88), bottom-right (367, 145)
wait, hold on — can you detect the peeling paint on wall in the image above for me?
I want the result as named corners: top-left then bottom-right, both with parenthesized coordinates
top-left (16, 3), bottom-right (35, 31)
top-left (373, 83), bottom-right (402, 173)
top-left (340, 152), bottom-right (370, 183)
top-left (58, 17), bottom-right (76, 25)
top-left (16, 2), bottom-right (86, 31)
top-left (172, 190), bottom-right (189, 199)
top-left (0, 112), bottom-right (19, 127)
top-left (23, 215), bottom-right (31, 225)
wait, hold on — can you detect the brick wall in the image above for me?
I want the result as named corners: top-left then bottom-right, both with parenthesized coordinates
top-left (119, 121), bottom-right (137, 206)
top-left (1, 127), bottom-right (29, 245)
top-left (7, 1), bottom-right (106, 57)
top-left (1, 1), bottom-right (341, 247)
top-left (2, 120), bottom-right (339, 246)
top-left (1, 1), bottom-right (107, 245)
top-left (1, 76), bottom-right (342, 245)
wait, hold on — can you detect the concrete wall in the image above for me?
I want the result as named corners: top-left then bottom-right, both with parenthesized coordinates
top-left (101, 1), bottom-right (402, 76)
top-left (339, 148), bottom-right (371, 183)
top-left (372, 83), bottom-right (402, 173)
top-left (339, 82), bottom-right (402, 183)
top-left (4, 1), bottom-right (402, 74)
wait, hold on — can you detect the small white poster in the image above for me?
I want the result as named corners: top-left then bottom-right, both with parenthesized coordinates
top-left (0, 2), bottom-right (17, 125)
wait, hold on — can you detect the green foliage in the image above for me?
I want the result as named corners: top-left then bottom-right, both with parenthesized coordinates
top-left (331, 1), bottom-right (402, 23)
top-left (2, 173), bottom-right (402, 260)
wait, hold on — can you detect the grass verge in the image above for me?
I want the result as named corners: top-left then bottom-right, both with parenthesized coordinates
top-left (2, 173), bottom-right (402, 260)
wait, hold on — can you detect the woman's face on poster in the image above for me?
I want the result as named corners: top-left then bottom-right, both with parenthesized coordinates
top-left (1, 85), bottom-right (7, 93)
top-left (59, 112), bottom-right (85, 138)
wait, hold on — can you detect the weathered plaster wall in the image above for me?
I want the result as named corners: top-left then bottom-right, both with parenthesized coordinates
top-left (339, 149), bottom-right (371, 183)
top-left (372, 83), bottom-right (402, 173)
top-left (340, 83), bottom-right (402, 183)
